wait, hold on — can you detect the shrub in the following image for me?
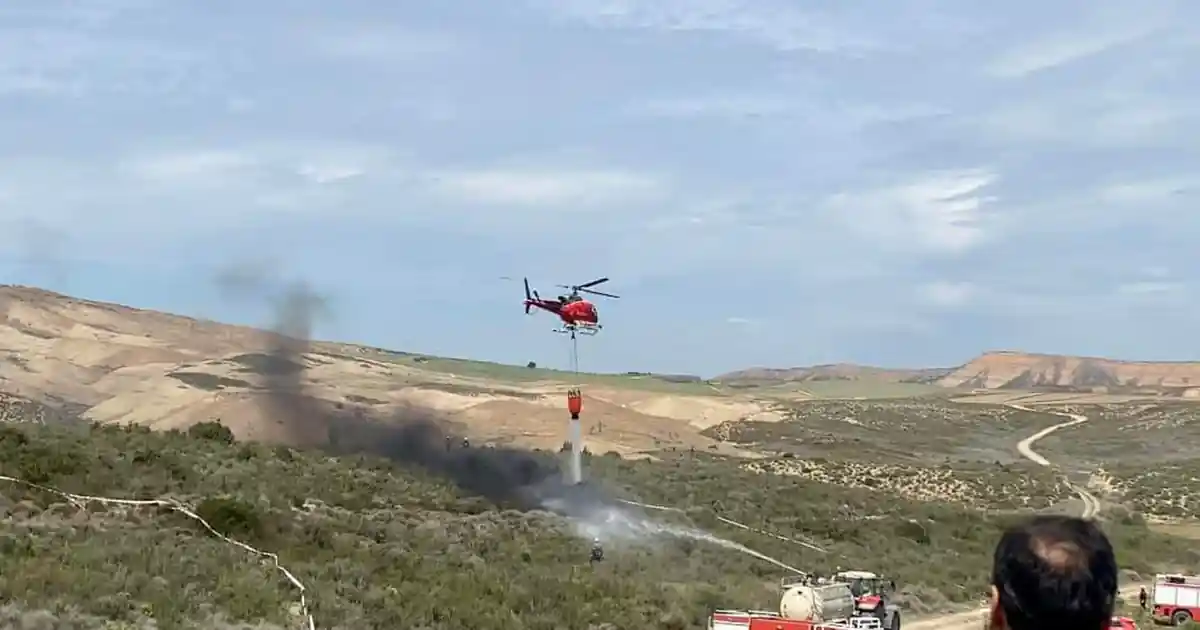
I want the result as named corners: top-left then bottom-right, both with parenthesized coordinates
top-left (188, 420), bottom-right (236, 444)
top-left (0, 421), bottom-right (1194, 628)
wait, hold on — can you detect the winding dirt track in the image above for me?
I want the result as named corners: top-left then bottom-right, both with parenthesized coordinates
top-left (627, 404), bottom-right (1123, 630)
top-left (1009, 404), bottom-right (1102, 519)
top-left (908, 405), bottom-right (1119, 630)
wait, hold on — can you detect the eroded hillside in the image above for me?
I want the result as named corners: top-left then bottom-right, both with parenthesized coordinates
top-left (0, 285), bottom-right (780, 455)
top-left (719, 351), bottom-right (1200, 399)
top-left (939, 351), bottom-right (1200, 394)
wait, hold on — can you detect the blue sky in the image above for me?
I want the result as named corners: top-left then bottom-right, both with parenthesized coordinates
top-left (0, 0), bottom-right (1197, 376)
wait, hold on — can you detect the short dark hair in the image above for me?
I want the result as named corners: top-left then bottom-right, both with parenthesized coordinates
top-left (992, 515), bottom-right (1117, 630)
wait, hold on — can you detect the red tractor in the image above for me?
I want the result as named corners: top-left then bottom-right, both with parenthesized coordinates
top-left (833, 570), bottom-right (901, 630)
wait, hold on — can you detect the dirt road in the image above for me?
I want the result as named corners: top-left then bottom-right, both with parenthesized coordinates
top-left (1010, 404), bottom-right (1102, 519)
top-left (908, 406), bottom-right (1120, 630)
top-left (630, 405), bottom-right (1116, 629)
top-left (907, 584), bottom-right (1143, 630)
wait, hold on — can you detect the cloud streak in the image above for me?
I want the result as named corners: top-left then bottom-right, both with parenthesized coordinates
top-left (426, 168), bottom-right (667, 207)
top-left (823, 169), bottom-right (999, 256)
top-left (536, 0), bottom-right (879, 54)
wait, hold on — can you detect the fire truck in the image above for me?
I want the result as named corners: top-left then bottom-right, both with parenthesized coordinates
top-left (1152, 573), bottom-right (1200, 626)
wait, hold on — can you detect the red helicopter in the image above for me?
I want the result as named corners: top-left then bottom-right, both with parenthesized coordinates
top-left (523, 276), bottom-right (619, 336)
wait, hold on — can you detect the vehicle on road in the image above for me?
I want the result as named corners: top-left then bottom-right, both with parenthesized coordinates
top-left (708, 573), bottom-right (901, 630)
top-left (1151, 573), bottom-right (1200, 626)
top-left (1111, 615), bottom-right (1138, 630)
top-left (833, 570), bottom-right (901, 630)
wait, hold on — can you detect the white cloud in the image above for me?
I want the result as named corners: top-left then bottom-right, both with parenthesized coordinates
top-left (307, 28), bottom-right (460, 61)
top-left (0, 0), bottom-right (153, 27)
top-left (1096, 177), bottom-right (1195, 204)
top-left (629, 95), bottom-right (795, 120)
top-left (537, 0), bottom-right (877, 54)
top-left (0, 72), bottom-right (77, 96)
top-left (987, 28), bottom-right (1155, 79)
top-left (918, 281), bottom-right (976, 308)
top-left (983, 2), bottom-right (1180, 79)
top-left (225, 96), bottom-right (255, 113)
top-left (296, 164), bottom-right (365, 185)
top-left (628, 94), bottom-right (948, 130)
top-left (1117, 281), bottom-right (1182, 295)
top-left (823, 169), bottom-right (999, 255)
top-left (425, 168), bottom-right (666, 207)
top-left (117, 150), bottom-right (258, 184)
top-left (115, 143), bottom-right (405, 188)
top-left (0, 22), bottom-right (225, 99)
top-left (975, 96), bottom-right (1189, 149)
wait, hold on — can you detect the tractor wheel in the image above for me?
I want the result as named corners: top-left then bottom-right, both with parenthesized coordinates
top-left (1172, 610), bottom-right (1192, 626)
top-left (889, 612), bottom-right (901, 630)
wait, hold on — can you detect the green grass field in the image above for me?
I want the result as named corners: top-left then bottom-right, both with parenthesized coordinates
top-left (705, 399), bottom-right (1060, 465)
top-left (373, 352), bottom-right (725, 395)
top-left (723, 379), bottom-right (953, 400)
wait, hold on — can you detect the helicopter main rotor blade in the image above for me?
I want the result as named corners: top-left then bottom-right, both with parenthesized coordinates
top-left (577, 277), bottom-right (609, 289)
top-left (580, 288), bottom-right (619, 299)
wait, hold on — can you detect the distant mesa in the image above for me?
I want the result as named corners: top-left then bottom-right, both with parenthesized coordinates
top-left (714, 364), bottom-right (952, 386)
top-left (717, 352), bottom-right (1200, 397)
top-left (937, 351), bottom-right (1200, 396)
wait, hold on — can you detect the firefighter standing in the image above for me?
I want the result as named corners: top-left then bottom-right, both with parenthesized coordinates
top-left (590, 538), bottom-right (604, 565)
top-left (1139, 586), bottom-right (1148, 611)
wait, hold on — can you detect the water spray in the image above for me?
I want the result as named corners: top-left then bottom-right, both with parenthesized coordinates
top-left (553, 495), bottom-right (807, 574)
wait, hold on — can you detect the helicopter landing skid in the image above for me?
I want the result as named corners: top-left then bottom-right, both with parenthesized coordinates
top-left (553, 324), bottom-right (600, 336)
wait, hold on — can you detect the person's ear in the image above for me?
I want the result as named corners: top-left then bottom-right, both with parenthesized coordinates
top-left (988, 585), bottom-right (1007, 630)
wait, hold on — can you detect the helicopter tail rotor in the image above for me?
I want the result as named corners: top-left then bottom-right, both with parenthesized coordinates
top-left (524, 277), bottom-right (532, 314)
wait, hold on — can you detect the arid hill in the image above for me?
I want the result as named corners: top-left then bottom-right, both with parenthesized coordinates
top-left (721, 352), bottom-right (1200, 398)
top-left (715, 363), bottom-right (952, 385)
top-left (937, 351), bottom-right (1200, 395)
top-left (0, 284), bottom-right (780, 454)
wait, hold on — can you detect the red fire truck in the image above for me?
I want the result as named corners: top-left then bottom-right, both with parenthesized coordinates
top-left (1152, 573), bottom-right (1200, 626)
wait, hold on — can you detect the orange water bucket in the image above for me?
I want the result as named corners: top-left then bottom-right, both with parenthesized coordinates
top-left (567, 389), bottom-right (583, 415)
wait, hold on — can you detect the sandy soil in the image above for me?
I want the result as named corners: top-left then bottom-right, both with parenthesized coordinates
top-left (0, 286), bottom-right (782, 454)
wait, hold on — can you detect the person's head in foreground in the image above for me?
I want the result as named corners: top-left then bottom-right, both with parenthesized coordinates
top-left (990, 514), bottom-right (1117, 630)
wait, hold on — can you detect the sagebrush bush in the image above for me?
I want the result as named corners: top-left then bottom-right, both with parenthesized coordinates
top-left (0, 421), bottom-right (1195, 629)
top-left (188, 420), bottom-right (236, 444)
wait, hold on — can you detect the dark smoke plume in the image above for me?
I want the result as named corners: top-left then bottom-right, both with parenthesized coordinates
top-left (217, 270), bottom-right (585, 509)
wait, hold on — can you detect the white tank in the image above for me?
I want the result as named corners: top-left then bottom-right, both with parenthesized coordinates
top-left (779, 583), bottom-right (856, 622)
